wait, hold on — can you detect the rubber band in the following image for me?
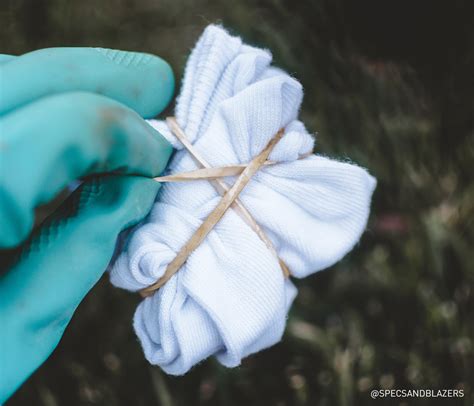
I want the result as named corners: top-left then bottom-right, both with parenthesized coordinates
top-left (140, 117), bottom-right (290, 297)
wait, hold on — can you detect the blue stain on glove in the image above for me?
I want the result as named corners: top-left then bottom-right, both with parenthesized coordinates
top-left (0, 48), bottom-right (174, 402)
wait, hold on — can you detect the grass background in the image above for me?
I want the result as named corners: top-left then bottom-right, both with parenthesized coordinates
top-left (1, 0), bottom-right (473, 405)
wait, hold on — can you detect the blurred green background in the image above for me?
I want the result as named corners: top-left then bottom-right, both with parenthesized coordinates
top-left (1, 0), bottom-right (473, 405)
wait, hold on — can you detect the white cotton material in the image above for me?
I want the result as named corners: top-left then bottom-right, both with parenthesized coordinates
top-left (110, 25), bottom-right (376, 374)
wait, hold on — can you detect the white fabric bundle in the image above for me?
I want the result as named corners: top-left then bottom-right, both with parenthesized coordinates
top-left (110, 25), bottom-right (376, 374)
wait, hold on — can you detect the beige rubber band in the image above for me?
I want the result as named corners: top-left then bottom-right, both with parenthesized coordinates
top-left (156, 161), bottom-right (276, 182)
top-left (140, 118), bottom-right (288, 297)
top-left (163, 118), bottom-right (290, 276)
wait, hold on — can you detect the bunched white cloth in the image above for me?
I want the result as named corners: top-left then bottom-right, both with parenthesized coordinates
top-left (110, 25), bottom-right (376, 374)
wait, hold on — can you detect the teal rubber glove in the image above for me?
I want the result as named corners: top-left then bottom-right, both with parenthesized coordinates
top-left (0, 48), bottom-right (174, 401)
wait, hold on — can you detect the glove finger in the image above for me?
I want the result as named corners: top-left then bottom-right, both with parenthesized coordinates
top-left (0, 54), bottom-right (15, 64)
top-left (0, 47), bottom-right (174, 117)
top-left (0, 92), bottom-right (172, 247)
top-left (0, 175), bottom-right (160, 402)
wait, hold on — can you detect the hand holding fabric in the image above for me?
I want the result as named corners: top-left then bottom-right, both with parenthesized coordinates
top-left (0, 47), bottom-right (174, 401)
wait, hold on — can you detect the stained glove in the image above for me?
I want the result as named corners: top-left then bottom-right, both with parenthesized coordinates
top-left (0, 47), bottom-right (174, 401)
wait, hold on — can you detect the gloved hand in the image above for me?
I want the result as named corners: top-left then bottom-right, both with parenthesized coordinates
top-left (0, 48), bottom-right (174, 401)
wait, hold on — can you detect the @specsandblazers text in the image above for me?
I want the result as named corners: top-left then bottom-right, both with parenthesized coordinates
top-left (370, 389), bottom-right (464, 399)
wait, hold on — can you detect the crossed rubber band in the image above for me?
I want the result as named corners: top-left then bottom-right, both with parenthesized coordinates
top-left (139, 117), bottom-right (291, 297)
